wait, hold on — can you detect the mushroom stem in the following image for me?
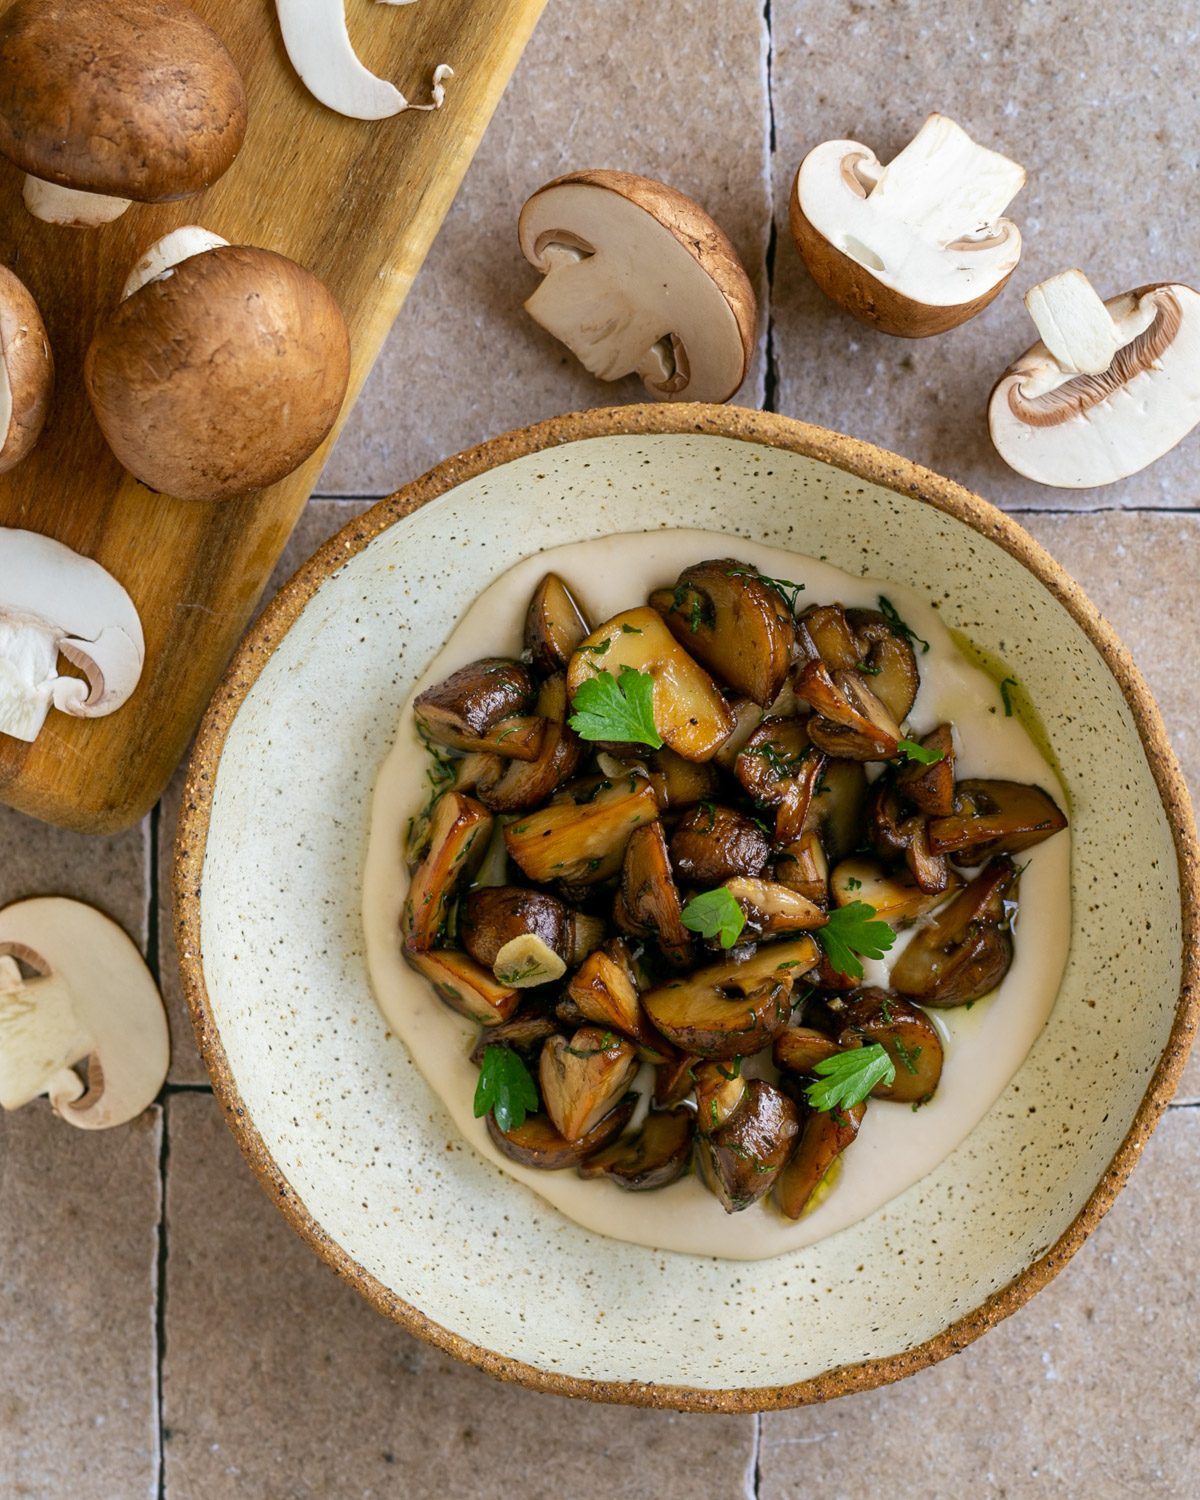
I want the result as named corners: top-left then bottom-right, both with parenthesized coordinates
top-left (870, 114), bottom-right (1024, 246)
top-left (0, 964), bottom-right (94, 1110)
top-left (1020, 269), bottom-right (1158, 397)
top-left (22, 175), bottom-right (130, 227)
top-left (121, 226), bottom-right (230, 301)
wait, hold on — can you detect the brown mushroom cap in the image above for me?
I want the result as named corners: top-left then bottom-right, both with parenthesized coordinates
top-left (0, 0), bottom-right (246, 202)
top-left (83, 245), bottom-right (350, 503)
top-left (0, 264), bottom-right (53, 473)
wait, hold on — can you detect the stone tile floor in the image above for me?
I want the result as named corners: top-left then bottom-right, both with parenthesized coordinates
top-left (3, 1), bottom-right (1199, 1495)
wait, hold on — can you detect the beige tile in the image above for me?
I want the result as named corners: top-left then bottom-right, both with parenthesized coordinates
top-left (158, 500), bottom-right (373, 1083)
top-left (1020, 512), bottom-right (1200, 1100)
top-left (0, 1103), bottom-right (161, 1499)
top-left (318, 0), bottom-right (771, 497)
top-left (759, 1104), bottom-right (1200, 1500)
top-left (163, 1093), bottom-right (756, 1498)
top-left (770, 0), bottom-right (1200, 510)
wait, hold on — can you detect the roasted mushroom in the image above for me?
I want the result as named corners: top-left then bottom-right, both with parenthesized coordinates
top-left (713, 697), bottom-right (767, 770)
top-left (696, 1080), bottom-right (801, 1212)
top-left (897, 723), bottom-right (955, 816)
top-left (469, 1011), bottom-right (559, 1065)
top-left (795, 660), bottom-right (901, 760)
top-left (504, 775), bottom-right (659, 884)
top-left (654, 1051), bottom-right (700, 1108)
top-left (402, 946), bottom-right (519, 1026)
top-left (776, 1101), bottom-right (865, 1219)
top-left (773, 830), bottom-right (830, 905)
top-left (927, 779), bottom-right (1068, 862)
top-left (837, 990), bottom-right (944, 1103)
top-left (772, 1026), bottom-right (842, 1074)
top-left (414, 659), bottom-right (542, 758)
top-left (797, 603), bottom-right (920, 723)
top-left (524, 572), bottom-right (591, 676)
top-left (488, 1093), bottom-right (637, 1170)
top-left (669, 803), bottom-right (771, 885)
top-left (650, 747), bottom-right (720, 808)
top-left (460, 887), bottom-right (571, 970)
top-left (722, 877), bottom-right (828, 939)
top-left (890, 858), bottom-right (1017, 1007)
top-left (566, 940), bottom-right (666, 1054)
top-left (830, 856), bottom-right (959, 924)
top-left (692, 1058), bottom-right (749, 1132)
top-left (734, 717), bottom-right (816, 806)
top-left (402, 792), bottom-right (493, 951)
top-left (577, 1107), bottom-right (694, 1190)
top-left (618, 822), bottom-right (691, 966)
top-left (539, 1027), bottom-right (641, 1141)
top-left (802, 757), bottom-right (868, 863)
top-left (475, 674), bottom-right (583, 812)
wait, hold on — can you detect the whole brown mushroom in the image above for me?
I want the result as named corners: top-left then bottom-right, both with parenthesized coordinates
top-left (0, 265), bottom-right (53, 473)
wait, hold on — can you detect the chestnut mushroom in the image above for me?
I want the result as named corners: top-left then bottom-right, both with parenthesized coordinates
top-left (539, 1027), bottom-right (640, 1142)
top-left (414, 658), bottom-right (542, 759)
top-left (401, 791), bottom-right (493, 951)
top-left (402, 946), bottom-right (519, 1027)
top-left (469, 1011), bottom-right (559, 1065)
top-left (0, 266), bottom-right (52, 474)
top-left (837, 990), bottom-right (944, 1104)
top-left (772, 1026), bottom-right (842, 1075)
top-left (926, 779), bottom-right (1068, 862)
top-left (577, 1107), bottom-right (694, 1191)
top-left (524, 573), bottom-right (592, 676)
top-left (618, 822), bottom-right (692, 967)
top-left (721, 877), bottom-right (828, 940)
top-left (692, 1059), bottom-right (749, 1133)
top-left (773, 830), bottom-right (830, 906)
top-left (487, 1093), bottom-right (637, 1170)
top-left (475, 674), bottom-right (583, 811)
top-left (566, 939), bottom-right (666, 1055)
top-left (897, 723), bottom-right (956, 816)
top-left (459, 887), bottom-right (571, 972)
top-left (797, 604), bottom-right (920, 724)
top-left (504, 775), bottom-right (660, 884)
top-left (801, 757), bottom-right (868, 864)
top-left (670, 803), bottom-right (771, 886)
top-left (649, 747), bottom-right (720, 809)
top-left (696, 1080), bottom-right (801, 1212)
top-left (776, 1101), bottom-right (866, 1219)
top-left (890, 857), bottom-right (1018, 1008)
top-left (795, 660), bottom-right (901, 760)
top-left (830, 856), bottom-right (960, 925)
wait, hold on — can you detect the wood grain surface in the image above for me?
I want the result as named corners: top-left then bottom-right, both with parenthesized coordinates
top-left (0, 0), bottom-right (546, 833)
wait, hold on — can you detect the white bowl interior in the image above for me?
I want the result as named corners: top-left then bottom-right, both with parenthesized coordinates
top-left (198, 431), bottom-right (1180, 1391)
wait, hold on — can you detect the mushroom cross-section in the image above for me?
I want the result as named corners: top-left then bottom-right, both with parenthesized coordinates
top-left (0, 529), bottom-right (144, 743)
top-left (989, 269), bottom-right (1200, 488)
top-left (0, 0), bottom-right (247, 227)
top-left (0, 265), bottom-right (53, 474)
top-left (519, 170), bottom-right (757, 403)
top-left (0, 897), bottom-right (168, 1129)
top-left (790, 113), bottom-right (1025, 337)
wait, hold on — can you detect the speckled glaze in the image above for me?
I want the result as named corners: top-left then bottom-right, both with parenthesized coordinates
top-left (175, 405), bottom-right (1198, 1411)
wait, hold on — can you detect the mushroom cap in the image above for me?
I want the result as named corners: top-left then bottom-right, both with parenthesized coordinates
top-left (0, 264), bottom-right (53, 473)
top-left (84, 244), bottom-right (351, 503)
top-left (989, 282), bottom-right (1200, 488)
top-left (519, 170), bottom-right (756, 404)
top-left (0, 0), bottom-right (247, 202)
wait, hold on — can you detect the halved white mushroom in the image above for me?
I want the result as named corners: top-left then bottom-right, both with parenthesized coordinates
top-left (989, 269), bottom-right (1200, 487)
top-left (276, 0), bottom-right (451, 119)
top-left (0, 897), bottom-right (168, 1129)
top-left (519, 171), bottom-right (757, 403)
top-left (790, 113), bottom-right (1025, 336)
top-left (0, 265), bottom-right (53, 474)
top-left (0, 529), bottom-right (144, 743)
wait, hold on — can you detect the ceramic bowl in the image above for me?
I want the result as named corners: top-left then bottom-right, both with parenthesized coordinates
top-left (175, 405), bottom-right (1198, 1411)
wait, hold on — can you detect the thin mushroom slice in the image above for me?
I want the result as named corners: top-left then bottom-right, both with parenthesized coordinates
top-left (401, 791), bottom-right (493, 950)
top-left (487, 1093), bottom-right (637, 1170)
top-left (577, 1107), bottom-right (695, 1191)
top-left (524, 573), bottom-right (592, 676)
top-left (989, 272), bottom-right (1200, 487)
top-left (539, 1028), bottom-right (640, 1142)
top-left (696, 1080), bottom-right (801, 1213)
top-left (890, 857), bottom-right (1017, 1008)
top-left (519, 171), bottom-right (756, 403)
top-left (926, 778), bottom-right (1068, 862)
top-left (837, 990), bottom-right (944, 1104)
top-left (791, 113), bottom-right (1025, 337)
top-left (776, 1100), bottom-right (866, 1220)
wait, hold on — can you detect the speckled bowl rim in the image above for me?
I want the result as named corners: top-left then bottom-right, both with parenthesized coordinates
top-left (174, 403), bottom-right (1199, 1412)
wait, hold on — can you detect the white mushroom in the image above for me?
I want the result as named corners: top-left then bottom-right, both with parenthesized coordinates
top-left (519, 171), bottom-right (757, 403)
top-left (275, 0), bottom-right (451, 119)
top-left (0, 265), bottom-right (53, 474)
top-left (989, 270), bottom-right (1200, 488)
top-left (0, 529), bottom-right (144, 743)
top-left (790, 113), bottom-right (1025, 337)
top-left (0, 897), bottom-right (168, 1129)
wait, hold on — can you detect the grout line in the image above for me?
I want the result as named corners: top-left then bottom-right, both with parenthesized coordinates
top-left (1004, 503), bottom-right (1200, 517)
top-left (761, 0), bottom-right (778, 417)
top-left (749, 1410), bottom-right (764, 1498)
top-left (154, 1098), bottom-right (170, 1500)
top-left (163, 1082), bottom-right (215, 1095)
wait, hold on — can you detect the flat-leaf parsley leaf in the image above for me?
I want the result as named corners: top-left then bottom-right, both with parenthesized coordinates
top-left (896, 737), bottom-right (945, 765)
top-left (681, 887), bottom-right (746, 948)
top-left (816, 900), bottom-right (896, 980)
top-left (473, 1045), bottom-right (539, 1133)
top-left (805, 1043), bottom-right (895, 1112)
top-left (568, 667), bottom-right (663, 748)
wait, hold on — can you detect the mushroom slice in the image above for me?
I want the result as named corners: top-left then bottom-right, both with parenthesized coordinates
top-left (790, 113), bottom-right (1025, 337)
top-left (692, 1059), bottom-right (749, 1134)
top-left (539, 1028), bottom-right (640, 1142)
top-left (577, 1107), bottom-right (695, 1191)
top-left (838, 991), bottom-right (944, 1103)
top-left (670, 803), bottom-right (771, 885)
top-left (475, 674), bottom-right (583, 812)
top-left (487, 1093), bottom-right (637, 1171)
top-left (844, 609), bottom-right (921, 722)
top-left (897, 723), bottom-right (956, 816)
top-left (735, 717), bottom-right (818, 806)
top-left (0, 266), bottom-right (52, 474)
top-left (642, 937), bottom-right (818, 1059)
top-left (566, 607), bottom-right (734, 761)
top-left (567, 911), bottom-right (607, 966)
top-left (401, 791), bottom-right (493, 950)
top-left (776, 1101), bottom-right (866, 1220)
top-left (795, 661), bottom-right (901, 759)
top-left (713, 697), bottom-right (767, 770)
top-left (802, 757), bottom-right (869, 863)
top-left (649, 747), bottom-right (719, 809)
top-left (904, 821), bottom-right (951, 896)
top-left (0, 530), bottom-right (144, 743)
top-left (414, 658), bottom-right (541, 758)
top-left (524, 572), bottom-right (592, 676)
top-left (504, 776), bottom-right (659, 884)
top-left (0, 897), bottom-right (168, 1130)
top-left (519, 170), bottom-right (756, 403)
top-left (402, 946), bottom-right (519, 1026)
top-left (989, 272), bottom-right (1200, 487)
top-left (796, 603), bottom-right (861, 671)
top-left (890, 857), bottom-right (1017, 1008)
top-left (926, 779), bottom-right (1068, 862)
top-left (654, 1051), bottom-right (700, 1108)
top-left (566, 940), bottom-right (666, 1055)
top-left (619, 823), bottom-right (691, 966)
top-left (696, 1080), bottom-right (801, 1213)
top-left (276, 0), bottom-right (452, 120)
top-left (649, 559), bottom-right (796, 707)
top-left (722, 878), bottom-right (828, 939)
top-left (459, 887), bottom-right (571, 971)
top-left (772, 1026), bottom-right (842, 1075)
top-left (469, 1011), bottom-right (559, 1066)
top-left (773, 830), bottom-right (830, 906)
top-left (830, 855), bottom-right (959, 924)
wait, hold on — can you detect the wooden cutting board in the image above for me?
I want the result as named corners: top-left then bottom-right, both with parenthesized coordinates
top-left (0, 0), bottom-right (546, 833)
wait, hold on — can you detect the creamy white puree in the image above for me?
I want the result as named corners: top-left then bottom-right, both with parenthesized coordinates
top-left (362, 529), bottom-right (1071, 1261)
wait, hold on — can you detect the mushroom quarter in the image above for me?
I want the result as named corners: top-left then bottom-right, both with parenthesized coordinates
top-left (0, 265), bottom-right (53, 473)
top-left (0, 0), bottom-right (247, 226)
top-left (519, 170), bottom-right (757, 404)
top-left (84, 240), bottom-right (351, 503)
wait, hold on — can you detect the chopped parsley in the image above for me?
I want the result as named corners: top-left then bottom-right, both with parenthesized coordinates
top-left (816, 900), bottom-right (896, 980)
top-left (726, 566), bottom-right (806, 613)
top-left (892, 1036), bottom-right (922, 1075)
top-left (680, 887), bottom-right (746, 949)
top-left (473, 1046), bottom-right (539, 1133)
top-left (878, 595), bottom-right (930, 654)
top-left (896, 737), bottom-right (945, 765)
top-left (805, 1044), bottom-right (895, 1113)
top-left (1000, 677), bottom-right (1018, 717)
top-left (568, 667), bottom-right (663, 748)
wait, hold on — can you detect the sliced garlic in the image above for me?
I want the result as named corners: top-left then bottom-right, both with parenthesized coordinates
top-left (492, 934), bottom-right (566, 988)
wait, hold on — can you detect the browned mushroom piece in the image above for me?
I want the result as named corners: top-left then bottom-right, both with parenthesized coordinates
top-left (649, 747), bottom-right (720, 808)
top-left (401, 792), bottom-right (493, 951)
top-left (504, 775), bottom-right (660, 884)
top-left (803, 757), bottom-right (868, 863)
top-left (795, 660), bottom-right (902, 760)
top-left (773, 830), bottom-right (830, 906)
top-left (475, 674), bottom-right (583, 811)
top-left (654, 1051), bottom-right (699, 1108)
top-left (722, 877), bottom-right (828, 940)
top-left (649, 559), bottom-right (796, 707)
top-left (414, 659), bottom-right (542, 759)
top-left (904, 820), bottom-right (951, 895)
top-left (897, 723), bottom-right (956, 816)
top-left (524, 573), bottom-right (592, 676)
top-left (539, 1027), bottom-right (641, 1142)
top-left (796, 603), bottom-right (860, 670)
top-left (566, 939), bottom-right (668, 1056)
top-left (577, 1107), bottom-right (695, 1191)
top-left (830, 856), bottom-right (960, 924)
top-left (837, 990), bottom-right (944, 1103)
top-left (712, 697), bottom-right (767, 770)
top-left (844, 609), bottom-right (921, 722)
top-left (669, 803), bottom-right (771, 886)
top-left (487, 1093), bottom-right (638, 1170)
top-left (459, 887), bottom-right (572, 970)
top-left (567, 911), bottom-right (607, 966)
top-left (868, 778), bottom-right (911, 859)
top-left (618, 822), bottom-right (691, 967)
top-left (642, 937), bottom-right (818, 1059)
top-left (692, 1058), bottom-right (749, 1133)
top-left (927, 779), bottom-right (1068, 862)
top-left (776, 1100), bottom-right (866, 1220)
top-left (402, 945), bottom-right (519, 1026)
top-left (566, 606), bottom-right (735, 761)
top-left (696, 1080), bottom-right (801, 1212)
top-left (772, 1026), bottom-right (842, 1075)
top-left (890, 857), bottom-right (1017, 1007)
top-left (469, 1011), bottom-right (560, 1065)
top-left (734, 716), bottom-right (815, 806)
